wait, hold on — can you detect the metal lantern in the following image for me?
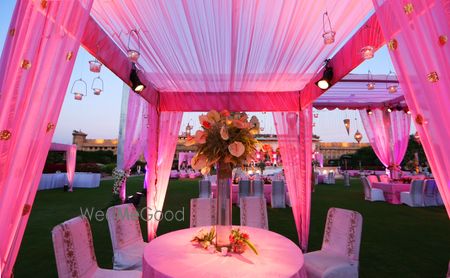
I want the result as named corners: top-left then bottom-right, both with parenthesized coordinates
top-left (127, 29), bottom-right (141, 62)
top-left (386, 70), bottom-right (398, 93)
top-left (70, 78), bottom-right (87, 101)
top-left (91, 76), bottom-right (104, 95)
top-left (367, 70), bottom-right (375, 90)
top-left (343, 118), bottom-right (350, 135)
top-left (361, 45), bottom-right (374, 60)
top-left (322, 12), bottom-right (335, 45)
top-left (89, 59), bottom-right (102, 73)
top-left (354, 130), bottom-right (363, 143)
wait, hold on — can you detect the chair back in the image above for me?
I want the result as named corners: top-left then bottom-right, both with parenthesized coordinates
top-left (52, 216), bottom-right (98, 278)
top-left (271, 180), bottom-right (286, 208)
top-left (209, 175), bottom-right (217, 185)
top-left (410, 179), bottom-right (424, 206)
top-left (198, 180), bottom-right (211, 198)
top-left (328, 172), bottom-right (335, 184)
top-left (190, 198), bottom-right (216, 227)
top-left (240, 197), bottom-right (268, 229)
top-left (106, 204), bottom-right (144, 252)
top-left (238, 180), bottom-right (251, 198)
top-left (379, 174), bottom-right (390, 183)
top-left (367, 175), bottom-right (379, 185)
top-left (252, 180), bottom-right (264, 197)
top-left (321, 207), bottom-right (363, 262)
top-left (423, 179), bottom-right (438, 206)
top-left (361, 177), bottom-right (371, 200)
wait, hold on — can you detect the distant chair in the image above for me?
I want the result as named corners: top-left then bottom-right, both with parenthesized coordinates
top-left (304, 207), bottom-right (363, 278)
top-left (400, 180), bottom-right (424, 207)
top-left (198, 180), bottom-right (211, 198)
top-left (361, 177), bottom-right (385, 202)
top-left (209, 175), bottom-right (217, 185)
top-left (240, 196), bottom-right (268, 230)
top-left (252, 180), bottom-right (264, 197)
top-left (271, 180), bottom-right (286, 208)
top-left (423, 180), bottom-right (438, 207)
top-left (367, 175), bottom-right (379, 185)
top-left (328, 172), bottom-right (336, 184)
top-left (378, 174), bottom-right (390, 183)
top-left (52, 216), bottom-right (141, 278)
top-left (190, 198), bottom-right (216, 227)
top-left (238, 180), bottom-right (251, 204)
top-left (106, 204), bottom-right (147, 270)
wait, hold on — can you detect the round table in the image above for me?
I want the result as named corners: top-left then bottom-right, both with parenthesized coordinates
top-left (143, 226), bottom-right (306, 278)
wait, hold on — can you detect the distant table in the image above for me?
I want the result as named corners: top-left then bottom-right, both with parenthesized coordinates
top-left (38, 173), bottom-right (101, 190)
top-left (211, 183), bottom-right (273, 204)
top-left (143, 226), bottom-right (306, 278)
top-left (72, 172), bottom-right (101, 188)
top-left (372, 182), bottom-right (411, 204)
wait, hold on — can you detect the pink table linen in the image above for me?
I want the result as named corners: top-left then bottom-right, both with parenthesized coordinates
top-left (143, 226), bottom-right (306, 278)
top-left (372, 182), bottom-right (411, 204)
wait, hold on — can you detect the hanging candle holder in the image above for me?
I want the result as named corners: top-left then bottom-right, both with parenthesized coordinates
top-left (322, 12), bottom-right (336, 45)
top-left (343, 119), bottom-right (350, 135)
top-left (354, 130), bottom-right (363, 143)
top-left (127, 29), bottom-right (141, 62)
top-left (91, 76), bottom-right (104, 95)
top-left (386, 70), bottom-right (398, 93)
top-left (71, 78), bottom-right (88, 101)
top-left (89, 59), bottom-right (102, 73)
top-left (367, 70), bottom-right (375, 90)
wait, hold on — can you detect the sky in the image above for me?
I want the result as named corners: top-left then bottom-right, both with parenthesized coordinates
top-left (0, 1), bottom-right (412, 144)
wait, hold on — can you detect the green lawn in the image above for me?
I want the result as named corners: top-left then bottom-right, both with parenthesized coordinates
top-left (14, 177), bottom-right (450, 277)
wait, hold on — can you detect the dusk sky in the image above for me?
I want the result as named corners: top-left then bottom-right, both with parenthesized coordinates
top-left (0, 1), bottom-right (413, 144)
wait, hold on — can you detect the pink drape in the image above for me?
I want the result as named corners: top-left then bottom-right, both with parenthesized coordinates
top-left (0, 0), bottom-right (92, 275)
top-left (360, 110), bottom-right (410, 177)
top-left (273, 106), bottom-right (313, 251)
top-left (372, 0), bottom-right (450, 215)
top-left (145, 109), bottom-right (183, 240)
top-left (117, 89), bottom-right (147, 201)
top-left (49, 143), bottom-right (77, 191)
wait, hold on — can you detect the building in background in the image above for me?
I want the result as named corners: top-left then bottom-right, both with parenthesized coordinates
top-left (72, 130), bottom-right (118, 154)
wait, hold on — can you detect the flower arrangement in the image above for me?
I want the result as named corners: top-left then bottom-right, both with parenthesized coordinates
top-left (191, 227), bottom-right (216, 249)
top-left (185, 110), bottom-right (259, 175)
top-left (229, 228), bottom-right (258, 255)
top-left (112, 168), bottom-right (129, 195)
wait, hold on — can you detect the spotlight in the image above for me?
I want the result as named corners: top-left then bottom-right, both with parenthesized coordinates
top-left (366, 108), bottom-right (373, 115)
top-left (130, 63), bottom-right (146, 93)
top-left (387, 107), bottom-right (393, 113)
top-left (404, 107), bottom-right (411, 114)
top-left (396, 105), bottom-right (403, 111)
top-left (315, 62), bottom-right (333, 90)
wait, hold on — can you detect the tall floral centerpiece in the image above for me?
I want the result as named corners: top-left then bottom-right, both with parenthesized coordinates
top-left (186, 110), bottom-right (258, 249)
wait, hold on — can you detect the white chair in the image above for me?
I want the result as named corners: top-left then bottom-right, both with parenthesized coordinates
top-left (328, 172), bottom-right (336, 184)
top-left (361, 177), bottom-right (385, 202)
top-left (271, 180), bottom-right (286, 208)
top-left (106, 204), bottom-right (147, 270)
top-left (238, 180), bottom-right (251, 205)
top-left (198, 180), bottom-right (211, 198)
top-left (252, 180), bottom-right (264, 197)
top-left (304, 207), bottom-right (363, 278)
top-left (378, 174), bottom-right (390, 183)
top-left (423, 179), bottom-right (438, 207)
top-left (190, 198), bottom-right (216, 227)
top-left (240, 196), bottom-right (268, 230)
top-left (52, 216), bottom-right (141, 278)
top-left (400, 180), bottom-right (424, 207)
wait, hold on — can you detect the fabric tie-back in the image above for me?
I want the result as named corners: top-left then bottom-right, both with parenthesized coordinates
top-left (117, 89), bottom-right (147, 201)
top-left (359, 110), bottom-right (410, 178)
top-left (145, 109), bottom-right (183, 240)
top-left (0, 0), bottom-right (93, 275)
top-left (373, 0), bottom-right (450, 215)
top-left (273, 106), bottom-right (313, 251)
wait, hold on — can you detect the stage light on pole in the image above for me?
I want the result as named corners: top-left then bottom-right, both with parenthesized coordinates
top-left (315, 60), bottom-right (333, 90)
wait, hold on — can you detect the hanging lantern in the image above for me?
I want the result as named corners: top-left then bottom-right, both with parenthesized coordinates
top-left (89, 59), bottom-right (102, 73)
top-left (343, 119), bottom-right (350, 135)
top-left (354, 130), bottom-right (363, 143)
top-left (313, 113), bottom-right (319, 118)
top-left (70, 78), bottom-right (87, 101)
top-left (367, 70), bottom-right (375, 90)
top-left (414, 131), bottom-right (420, 144)
top-left (127, 29), bottom-right (141, 62)
top-left (91, 76), bottom-right (104, 95)
top-left (322, 12), bottom-right (336, 45)
top-left (361, 45), bottom-right (374, 60)
top-left (386, 70), bottom-right (398, 93)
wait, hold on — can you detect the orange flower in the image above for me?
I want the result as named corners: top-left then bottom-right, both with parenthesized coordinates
top-left (220, 110), bottom-right (231, 117)
top-left (207, 110), bottom-right (221, 122)
top-left (232, 119), bottom-right (248, 129)
top-left (201, 167), bottom-right (211, 176)
top-left (194, 130), bottom-right (207, 144)
top-left (191, 154), bottom-right (208, 170)
top-left (228, 141), bottom-right (245, 157)
top-left (220, 125), bottom-right (229, 140)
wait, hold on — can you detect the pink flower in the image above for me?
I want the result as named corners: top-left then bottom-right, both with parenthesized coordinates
top-left (191, 154), bottom-right (208, 170)
top-left (202, 121), bottom-right (211, 129)
top-left (194, 130), bottom-right (207, 144)
top-left (232, 119), bottom-right (247, 129)
top-left (220, 110), bottom-right (231, 117)
top-left (201, 167), bottom-right (210, 176)
top-left (220, 126), bottom-right (229, 140)
top-left (207, 110), bottom-right (221, 122)
top-left (228, 141), bottom-right (245, 157)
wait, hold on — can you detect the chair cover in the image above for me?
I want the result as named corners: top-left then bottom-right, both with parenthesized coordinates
top-left (106, 204), bottom-right (147, 270)
top-left (304, 207), bottom-right (363, 278)
top-left (367, 175), bottom-right (379, 185)
top-left (378, 175), bottom-right (390, 183)
top-left (190, 198), bottom-right (216, 228)
top-left (400, 180), bottom-right (424, 207)
top-left (209, 175), bottom-right (217, 185)
top-left (328, 172), bottom-right (336, 184)
top-left (252, 180), bottom-right (264, 197)
top-left (198, 180), bottom-right (211, 199)
top-left (361, 177), bottom-right (385, 202)
top-left (52, 216), bottom-right (141, 278)
top-left (423, 180), bottom-right (438, 207)
top-left (271, 180), bottom-right (286, 208)
top-left (240, 197), bottom-right (268, 230)
top-left (238, 180), bottom-right (251, 204)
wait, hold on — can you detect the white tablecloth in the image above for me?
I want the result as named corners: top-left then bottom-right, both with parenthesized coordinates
top-left (143, 226), bottom-right (306, 278)
top-left (38, 173), bottom-right (101, 190)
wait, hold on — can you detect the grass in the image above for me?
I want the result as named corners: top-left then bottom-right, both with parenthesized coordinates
top-left (14, 177), bottom-right (450, 277)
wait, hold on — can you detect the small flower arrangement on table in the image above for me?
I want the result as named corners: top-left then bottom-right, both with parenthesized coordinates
top-left (229, 228), bottom-right (258, 255)
top-left (191, 227), bottom-right (216, 249)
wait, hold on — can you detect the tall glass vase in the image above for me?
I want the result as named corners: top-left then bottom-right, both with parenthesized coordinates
top-left (215, 161), bottom-right (232, 249)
